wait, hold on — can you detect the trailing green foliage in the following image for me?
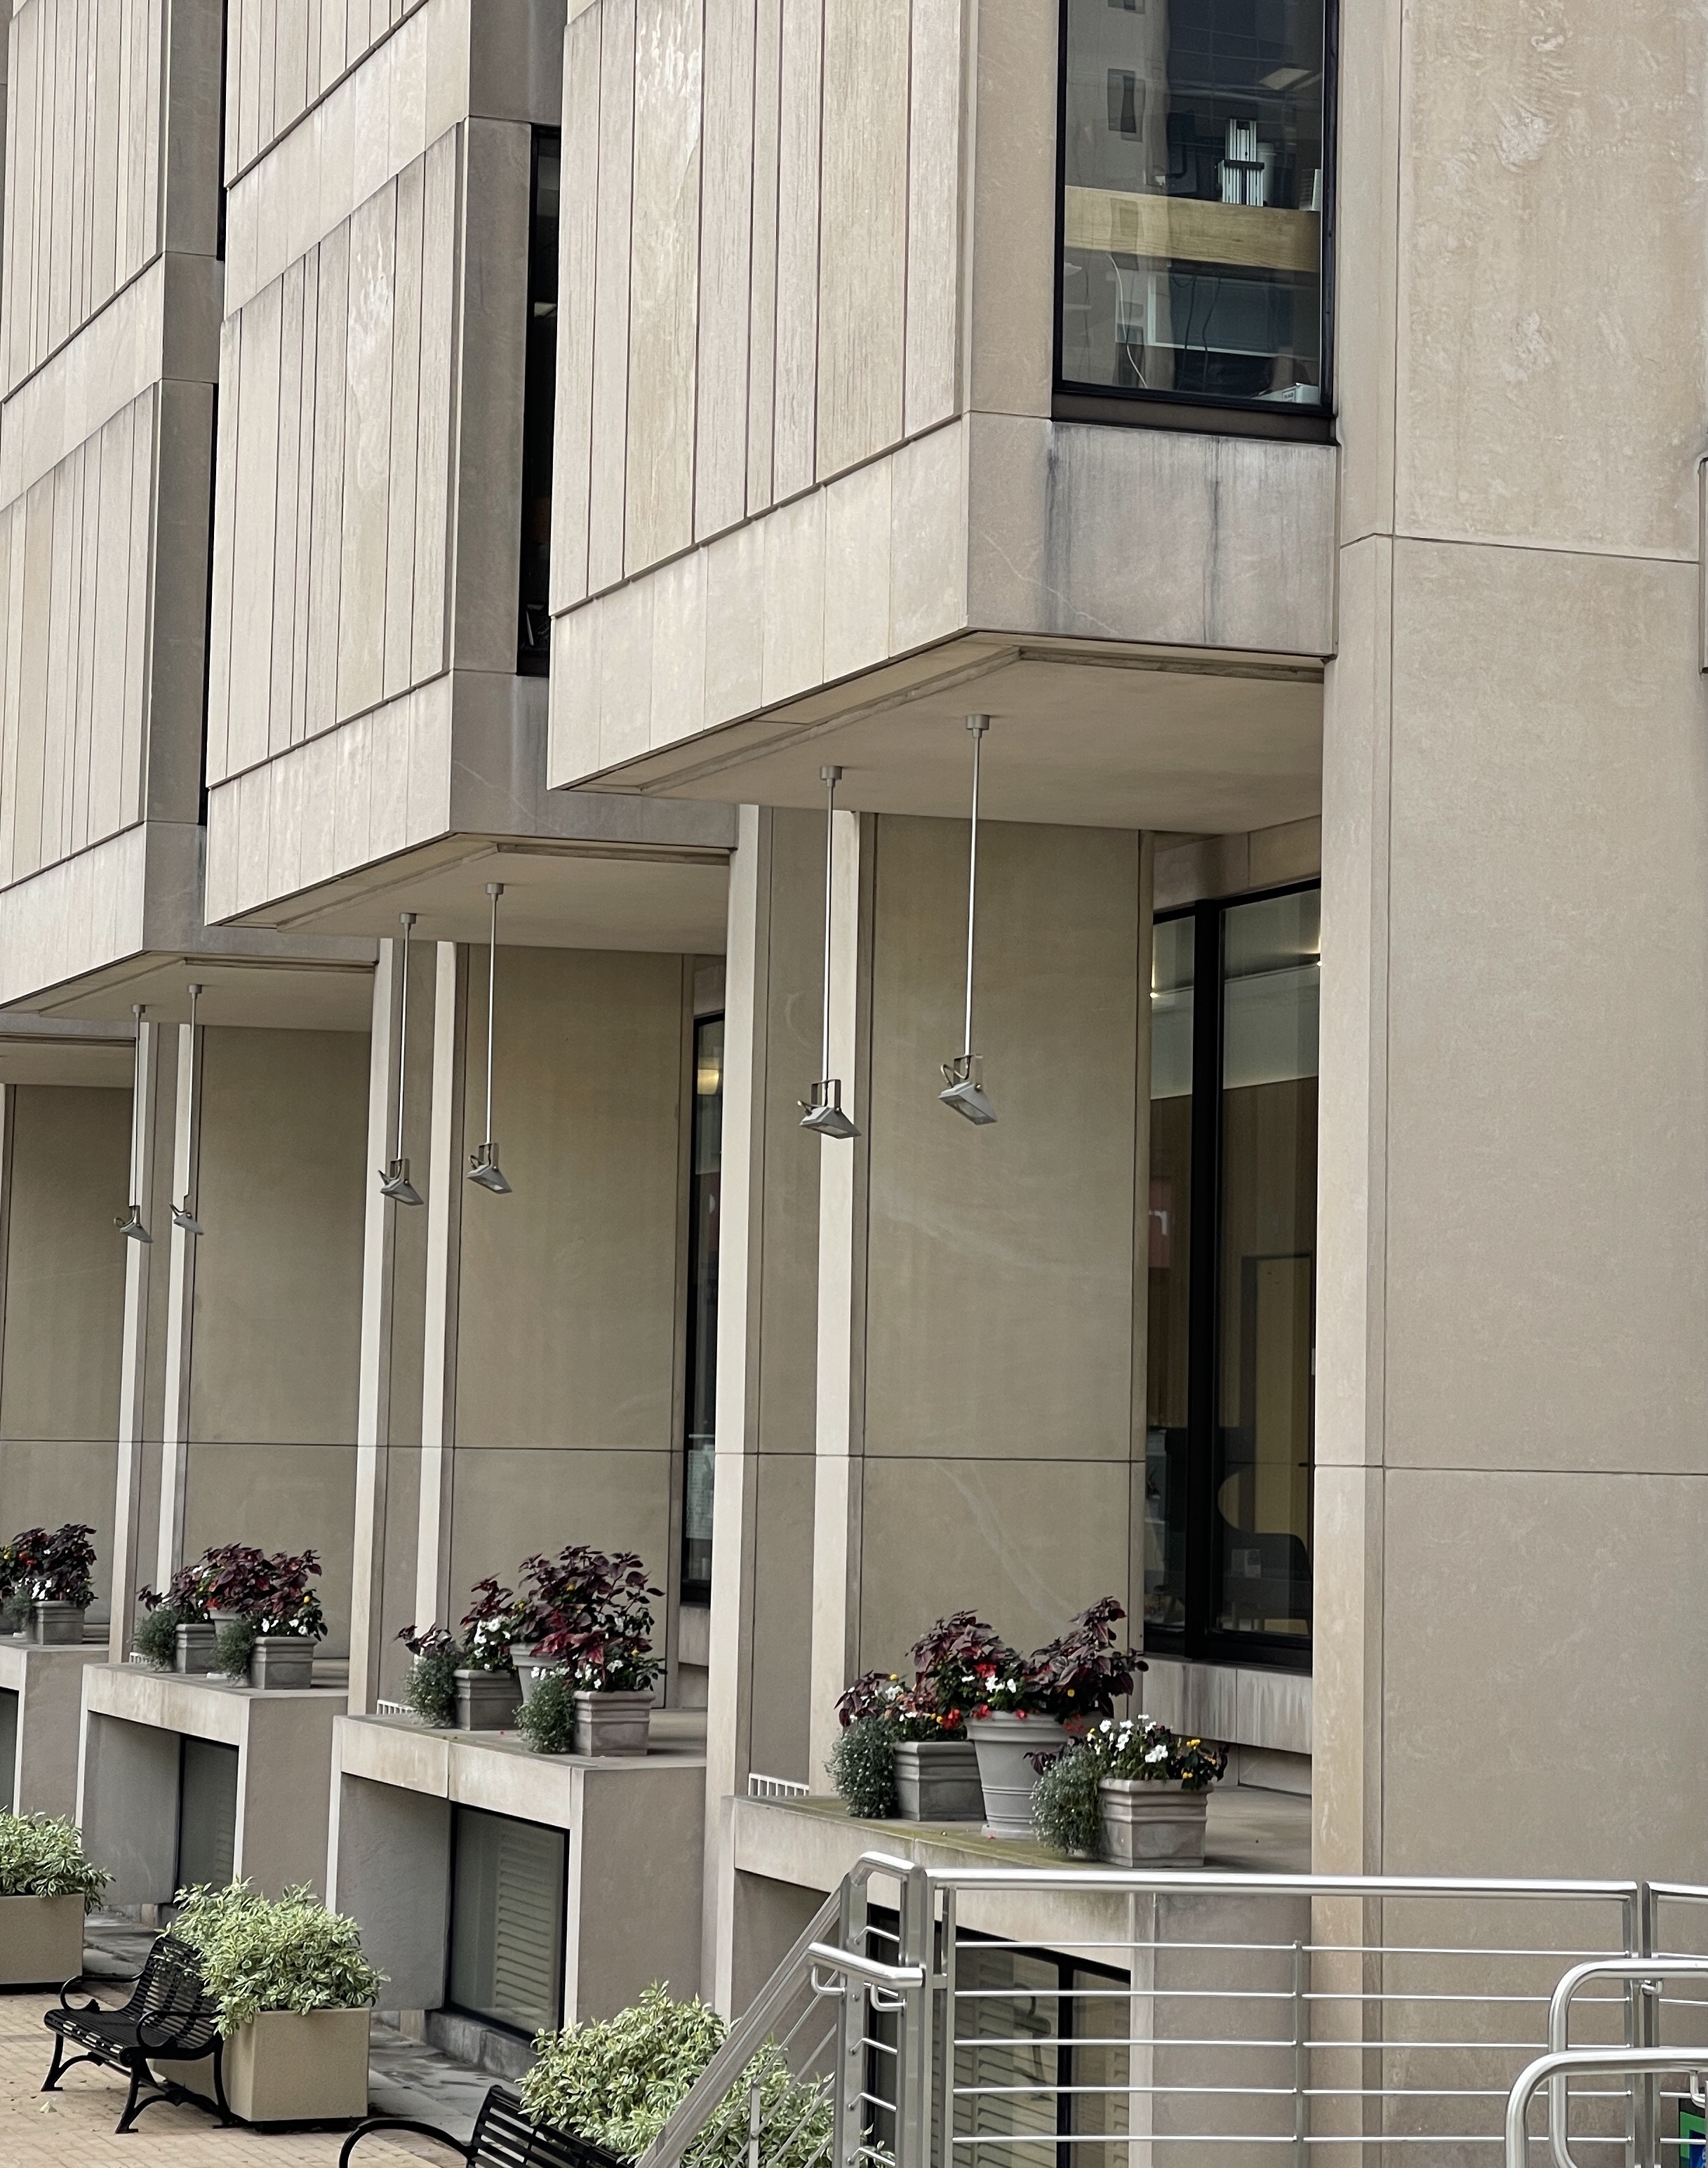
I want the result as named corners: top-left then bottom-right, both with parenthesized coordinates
top-left (0, 1812), bottom-right (109, 1904)
top-left (1030, 1742), bottom-right (1102, 1857)
top-left (133, 1603), bottom-right (181, 1669)
top-left (402, 1635), bottom-right (462, 1726)
top-left (171, 1881), bottom-right (384, 2035)
top-left (522, 1983), bottom-right (833, 2168)
top-left (517, 1672), bottom-right (576, 1754)
top-left (215, 1618), bottom-right (258, 1679)
top-left (829, 1714), bottom-right (898, 1819)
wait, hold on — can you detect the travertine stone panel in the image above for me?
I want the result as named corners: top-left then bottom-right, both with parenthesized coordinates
top-left (225, 0), bottom-right (434, 184)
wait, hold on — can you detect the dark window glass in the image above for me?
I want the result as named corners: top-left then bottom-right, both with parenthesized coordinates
top-left (681, 1015), bottom-right (723, 1604)
top-left (517, 131), bottom-right (560, 674)
top-left (1145, 915), bottom-right (1193, 1631)
top-left (0, 1687), bottom-right (16, 1812)
top-left (1060, 0), bottom-right (1328, 408)
top-left (177, 1738), bottom-right (239, 1892)
top-left (448, 1806), bottom-right (566, 2036)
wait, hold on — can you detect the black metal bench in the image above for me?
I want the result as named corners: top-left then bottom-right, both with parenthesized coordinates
top-left (340, 2082), bottom-right (625, 2168)
top-left (41, 1931), bottom-right (232, 2134)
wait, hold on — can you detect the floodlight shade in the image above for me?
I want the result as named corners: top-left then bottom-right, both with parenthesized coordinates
top-left (115, 1203), bottom-right (153, 1243)
top-left (939, 1077), bottom-right (998, 1125)
top-left (799, 1078), bottom-right (860, 1139)
top-left (379, 1158), bottom-right (424, 1206)
top-left (467, 1142), bottom-right (512, 1194)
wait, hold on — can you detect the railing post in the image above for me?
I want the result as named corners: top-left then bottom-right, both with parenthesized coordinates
top-left (1639, 1884), bottom-right (1660, 2168)
top-left (1293, 1939), bottom-right (1308, 2168)
top-left (895, 1865), bottom-right (934, 2168)
top-left (835, 1875), bottom-right (869, 2168)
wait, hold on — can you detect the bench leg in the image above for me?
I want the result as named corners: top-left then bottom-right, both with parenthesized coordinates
top-left (40, 2040), bottom-right (99, 2094)
top-left (114, 2061), bottom-right (148, 2136)
top-left (211, 2042), bottom-right (235, 2127)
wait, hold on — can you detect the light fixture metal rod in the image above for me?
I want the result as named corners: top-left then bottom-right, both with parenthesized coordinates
top-left (130, 1003), bottom-right (147, 1200)
top-left (184, 983), bottom-right (202, 1222)
top-left (483, 882), bottom-right (503, 1141)
top-left (394, 912), bottom-right (416, 1161)
top-left (961, 716), bottom-right (989, 1055)
top-left (820, 765), bottom-right (841, 1080)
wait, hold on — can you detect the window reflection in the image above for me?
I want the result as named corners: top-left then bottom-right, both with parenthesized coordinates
top-left (1060, 0), bottom-right (1327, 407)
top-left (1145, 916), bottom-right (1194, 1631)
top-left (681, 1015), bottom-right (723, 1603)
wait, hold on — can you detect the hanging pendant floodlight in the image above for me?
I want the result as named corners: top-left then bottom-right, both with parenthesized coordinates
top-left (800, 764), bottom-right (860, 1139)
top-left (468, 882), bottom-right (512, 1193)
top-left (116, 1004), bottom-right (154, 1240)
top-left (940, 716), bottom-right (998, 1125)
top-left (171, 984), bottom-right (205, 1233)
top-left (378, 913), bottom-right (424, 1205)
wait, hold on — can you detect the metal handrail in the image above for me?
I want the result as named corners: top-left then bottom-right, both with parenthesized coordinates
top-left (1506, 2047), bottom-right (1705, 2168)
top-left (1544, 1956), bottom-right (1708, 2168)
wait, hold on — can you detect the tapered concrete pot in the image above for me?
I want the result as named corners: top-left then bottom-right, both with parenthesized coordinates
top-left (967, 1713), bottom-right (1070, 1838)
top-left (511, 1647), bottom-right (561, 1705)
top-left (0, 1893), bottom-right (84, 1986)
top-left (893, 1740), bottom-right (982, 1821)
top-left (455, 1668), bottom-right (521, 1730)
top-left (247, 1636), bottom-right (316, 1691)
top-left (156, 2007), bottom-right (371, 2124)
top-left (30, 1602), bottom-right (86, 1646)
top-left (1098, 1779), bottom-right (1210, 1865)
top-left (572, 1689), bottom-right (653, 1755)
top-left (175, 1622), bottom-right (219, 1673)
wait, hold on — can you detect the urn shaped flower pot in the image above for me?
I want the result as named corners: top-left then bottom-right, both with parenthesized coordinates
top-left (967, 1712), bottom-right (1070, 1838)
top-left (175, 1622), bottom-right (220, 1673)
top-left (30, 1601), bottom-right (87, 1646)
top-left (572, 1689), bottom-right (653, 1756)
top-left (455, 1668), bottom-right (522, 1731)
top-left (247, 1636), bottom-right (316, 1692)
top-left (892, 1740), bottom-right (983, 1822)
top-left (1098, 1778), bottom-right (1210, 1866)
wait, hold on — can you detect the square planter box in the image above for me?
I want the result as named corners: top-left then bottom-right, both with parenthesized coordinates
top-left (31, 1602), bottom-right (86, 1646)
top-left (573, 1689), bottom-right (653, 1756)
top-left (1099, 1778), bottom-right (1210, 1866)
top-left (455, 1668), bottom-right (522, 1730)
top-left (893, 1740), bottom-right (982, 1821)
top-left (248, 1636), bottom-right (317, 1691)
top-left (156, 2006), bottom-right (371, 2125)
top-left (0, 1893), bottom-right (84, 1986)
top-left (175, 1622), bottom-right (220, 1673)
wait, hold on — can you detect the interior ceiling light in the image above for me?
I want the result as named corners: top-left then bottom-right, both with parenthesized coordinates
top-left (116, 1003), bottom-right (154, 1242)
top-left (171, 983), bottom-right (204, 1233)
top-left (800, 764), bottom-right (860, 1140)
top-left (467, 882), bottom-right (512, 1194)
top-left (940, 716), bottom-right (998, 1125)
top-left (378, 913), bottom-right (424, 1206)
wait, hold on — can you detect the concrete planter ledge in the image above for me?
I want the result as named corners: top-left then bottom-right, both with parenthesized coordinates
top-left (0, 1637), bottom-right (109, 1819)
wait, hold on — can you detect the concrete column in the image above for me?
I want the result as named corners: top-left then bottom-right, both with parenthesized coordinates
top-left (807, 809), bottom-right (874, 1790)
top-left (155, 1017), bottom-right (204, 1587)
top-left (349, 942), bottom-right (403, 1716)
top-left (107, 1017), bottom-right (166, 1664)
top-left (415, 944), bottom-right (467, 1635)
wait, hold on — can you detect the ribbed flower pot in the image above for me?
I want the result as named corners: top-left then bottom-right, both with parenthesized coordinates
top-left (30, 1601), bottom-right (86, 1646)
top-left (968, 1712), bottom-right (1070, 1838)
top-left (572, 1689), bottom-right (653, 1756)
top-left (0, 1894), bottom-right (84, 1986)
top-left (1098, 1778), bottom-right (1210, 1866)
top-left (155, 2006), bottom-right (371, 2124)
top-left (247, 1635), bottom-right (316, 1691)
top-left (893, 1740), bottom-right (983, 1821)
top-left (455, 1668), bottom-right (521, 1730)
top-left (175, 1622), bottom-right (220, 1673)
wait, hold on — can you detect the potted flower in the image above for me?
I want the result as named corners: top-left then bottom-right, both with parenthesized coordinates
top-left (1, 1524), bottom-right (98, 1644)
top-left (1090, 1716), bottom-right (1228, 1866)
top-left (398, 1581), bottom-right (526, 1731)
top-left (521, 1546), bottom-right (663, 1755)
top-left (200, 1546), bottom-right (326, 1689)
top-left (963, 1599), bottom-right (1144, 1838)
top-left (828, 1640), bottom-right (980, 1823)
top-left (0, 1810), bottom-right (108, 1986)
top-left (134, 1562), bottom-right (218, 1673)
top-left (395, 1624), bottom-right (462, 1727)
top-left (152, 1881), bottom-right (383, 2124)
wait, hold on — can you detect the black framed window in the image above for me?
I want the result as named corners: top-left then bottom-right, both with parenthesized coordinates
top-left (177, 1737), bottom-right (239, 1893)
top-left (516, 128), bottom-right (561, 675)
top-left (0, 1687), bottom-right (17, 1812)
top-left (1058, 0), bottom-right (1332, 417)
top-left (447, 1805), bottom-right (567, 2037)
top-left (680, 1015), bottom-right (724, 1604)
top-left (1146, 881), bottom-right (1318, 1667)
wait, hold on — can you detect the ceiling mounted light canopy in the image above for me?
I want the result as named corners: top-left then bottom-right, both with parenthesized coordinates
top-left (378, 913), bottom-right (424, 1206)
top-left (116, 1004), bottom-right (154, 1241)
top-left (467, 882), bottom-right (512, 1194)
top-left (800, 765), bottom-right (860, 1140)
top-left (940, 716), bottom-right (997, 1125)
top-left (171, 983), bottom-right (205, 1233)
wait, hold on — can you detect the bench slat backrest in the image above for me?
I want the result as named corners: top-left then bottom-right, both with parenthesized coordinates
top-left (471, 2088), bottom-right (627, 2168)
top-left (119, 1934), bottom-right (220, 2056)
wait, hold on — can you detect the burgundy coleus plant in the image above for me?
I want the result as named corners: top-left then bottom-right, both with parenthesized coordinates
top-left (197, 1543), bottom-right (326, 1638)
top-left (520, 1546), bottom-right (663, 1693)
top-left (3, 1523), bottom-right (98, 1610)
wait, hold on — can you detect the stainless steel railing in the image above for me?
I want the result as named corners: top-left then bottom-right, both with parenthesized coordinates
top-left (643, 1858), bottom-right (1708, 2168)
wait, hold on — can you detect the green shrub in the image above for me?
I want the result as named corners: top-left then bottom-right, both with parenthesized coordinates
top-left (1031, 1742), bottom-right (1102, 1857)
top-left (171, 1881), bottom-right (384, 2035)
top-left (828, 1715), bottom-right (896, 1819)
top-left (523, 1983), bottom-right (832, 2168)
top-left (0, 1812), bottom-right (109, 1906)
top-left (403, 1642), bottom-right (461, 1726)
top-left (215, 1618), bottom-right (257, 1679)
top-left (133, 1603), bottom-right (180, 1669)
top-left (518, 1673), bottom-right (576, 1753)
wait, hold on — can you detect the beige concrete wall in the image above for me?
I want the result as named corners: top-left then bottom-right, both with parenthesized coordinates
top-left (1316, 0), bottom-right (1708, 1881)
top-left (182, 1029), bottom-right (368, 1654)
top-left (0, 1085), bottom-right (130, 1570)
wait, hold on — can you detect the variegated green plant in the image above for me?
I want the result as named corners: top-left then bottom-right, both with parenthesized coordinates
top-left (0, 1812), bottom-right (108, 1905)
top-left (170, 1880), bottom-right (384, 2035)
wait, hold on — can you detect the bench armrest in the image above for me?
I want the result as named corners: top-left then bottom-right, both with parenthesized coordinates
top-left (55, 1979), bottom-right (101, 2014)
top-left (339, 2116), bottom-right (473, 2168)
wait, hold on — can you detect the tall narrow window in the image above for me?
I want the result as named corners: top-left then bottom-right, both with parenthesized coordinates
top-left (1146, 882), bottom-right (1317, 1664)
top-left (680, 1016), bottom-right (723, 1604)
top-left (517, 130), bottom-right (560, 674)
top-left (177, 1738), bottom-right (239, 1892)
top-left (1059, 0), bottom-right (1329, 410)
top-left (447, 1807), bottom-right (566, 2036)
